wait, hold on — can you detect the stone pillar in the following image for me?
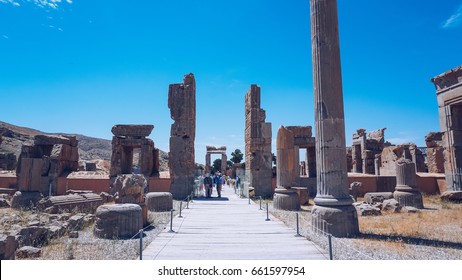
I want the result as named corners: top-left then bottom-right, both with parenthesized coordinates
top-left (393, 159), bottom-right (423, 208)
top-left (168, 73), bottom-right (196, 199)
top-left (310, 0), bottom-right (359, 237)
top-left (274, 126), bottom-right (300, 210)
top-left (374, 154), bottom-right (381, 176)
top-left (221, 154), bottom-right (227, 172)
top-left (307, 146), bottom-right (316, 177)
top-left (140, 139), bottom-right (154, 177)
top-left (244, 84), bottom-right (273, 198)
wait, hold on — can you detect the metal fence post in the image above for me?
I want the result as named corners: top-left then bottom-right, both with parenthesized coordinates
top-left (328, 234), bottom-right (333, 260)
top-left (139, 229), bottom-right (143, 260)
top-left (295, 212), bottom-right (301, 237)
top-left (179, 201), bottom-right (183, 218)
top-left (265, 202), bottom-right (270, 221)
top-left (168, 209), bottom-right (175, 233)
top-left (259, 196), bottom-right (262, 210)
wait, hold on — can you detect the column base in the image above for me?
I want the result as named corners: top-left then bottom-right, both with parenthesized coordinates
top-left (273, 189), bottom-right (300, 211)
top-left (393, 190), bottom-right (424, 209)
top-left (312, 205), bottom-right (359, 237)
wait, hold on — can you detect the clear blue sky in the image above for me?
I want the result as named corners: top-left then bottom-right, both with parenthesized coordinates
top-left (1, 0), bottom-right (462, 164)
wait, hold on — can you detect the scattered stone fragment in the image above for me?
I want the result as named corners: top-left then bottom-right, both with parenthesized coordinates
top-left (16, 246), bottom-right (41, 259)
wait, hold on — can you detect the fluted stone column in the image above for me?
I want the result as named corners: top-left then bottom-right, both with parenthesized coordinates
top-left (274, 126), bottom-right (300, 211)
top-left (393, 159), bottom-right (423, 208)
top-left (310, 0), bottom-right (359, 237)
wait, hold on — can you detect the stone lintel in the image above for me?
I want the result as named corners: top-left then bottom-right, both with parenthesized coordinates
top-left (206, 146), bottom-right (227, 153)
top-left (111, 125), bottom-right (154, 138)
top-left (34, 134), bottom-right (77, 147)
top-left (431, 65), bottom-right (462, 94)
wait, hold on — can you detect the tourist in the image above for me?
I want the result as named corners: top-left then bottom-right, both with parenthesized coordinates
top-left (204, 173), bottom-right (213, 198)
top-left (198, 174), bottom-right (205, 196)
top-left (236, 176), bottom-right (241, 191)
top-left (216, 172), bottom-right (223, 198)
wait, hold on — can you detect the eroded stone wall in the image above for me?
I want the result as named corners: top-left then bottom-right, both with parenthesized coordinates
top-left (168, 73), bottom-right (196, 199)
top-left (244, 84), bottom-right (272, 198)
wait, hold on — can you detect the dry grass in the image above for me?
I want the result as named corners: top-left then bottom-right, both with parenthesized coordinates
top-left (268, 195), bottom-right (462, 260)
top-left (35, 204), bottom-right (179, 260)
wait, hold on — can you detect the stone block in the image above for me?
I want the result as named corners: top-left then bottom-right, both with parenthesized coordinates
top-left (111, 125), bottom-right (154, 138)
top-left (11, 191), bottom-right (44, 209)
top-left (16, 246), bottom-right (41, 259)
top-left (273, 189), bottom-right (300, 211)
top-left (36, 193), bottom-right (103, 214)
top-left (0, 235), bottom-right (18, 260)
top-left (145, 192), bottom-right (173, 212)
top-left (440, 191), bottom-right (462, 203)
top-left (364, 192), bottom-right (393, 204)
top-left (94, 204), bottom-right (142, 239)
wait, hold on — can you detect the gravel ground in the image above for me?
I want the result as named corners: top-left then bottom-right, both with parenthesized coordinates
top-left (268, 203), bottom-right (462, 260)
top-left (11, 195), bottom-right (462, 260)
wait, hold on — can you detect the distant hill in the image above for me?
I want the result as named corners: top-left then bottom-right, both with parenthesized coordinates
top-left (0, 121), bottom-right (169, 171)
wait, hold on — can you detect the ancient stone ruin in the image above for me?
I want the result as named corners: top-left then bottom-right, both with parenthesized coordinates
top-left (310, 0), bottom-right (359, 237)
top-left (274, 126), bottom-right (316, 210)
top-left (380, 144), bottom-right (426, 175)
top-left (16, 134), bottom-right (79, 197)
top-left (168, 73), bottom-right (196, 199)
top-left (431, 65), bottom-right (462, 191)
top-left (205, 146), bottom-right (227, 173)
top-left (244, 84), bottom-right (273, 198)
top-left (351, 128), bottom-right (386, 175)
top-left (0, 128), bottom-right (16, 171)
top-left (425, 132), bottom-right (445, 173)
top-left (109, 124), bottom-right (158, 178)
top-left (393, 159), bottom-right (424, 208)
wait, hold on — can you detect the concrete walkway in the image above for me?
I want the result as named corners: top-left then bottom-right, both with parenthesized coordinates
top-left (141, 185), bottom-right (327, 260)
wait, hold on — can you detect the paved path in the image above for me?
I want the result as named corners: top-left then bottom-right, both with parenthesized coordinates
top-left (141, 185), bottom-right (327, 260)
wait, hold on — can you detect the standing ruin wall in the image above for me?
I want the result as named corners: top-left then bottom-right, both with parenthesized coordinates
top-left (244, 84), bottom-right (273, 198)
top-left (168, 73), bottom-right (196, 199)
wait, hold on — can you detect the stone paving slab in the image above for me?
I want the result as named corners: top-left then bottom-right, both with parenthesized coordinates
top-left (141, 186), bottom-right (327, 260)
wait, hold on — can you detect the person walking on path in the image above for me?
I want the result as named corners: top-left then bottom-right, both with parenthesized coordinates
top-left (204, 173), bottom-right (213, 198)
top-left (216, 172), bottom-right (223, 198)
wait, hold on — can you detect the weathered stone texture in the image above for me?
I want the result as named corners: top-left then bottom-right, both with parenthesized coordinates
top-left (431, 65), bottom-right (462, 191)
top-left (380, 144), bottom-right (425, 175)
top-left (36, 193), bottom-right (103, 214)
top-left (310, 0), bottom-right (359, 237)
top-left (110, 174), bottom-right (147, 204)
top-left (393, 159), bottom-right (424, 208)
top-left (0, 235), bottom-right (18, 260)
top-left (364, 192), bottom-right (394, 204)
top-left (109, 124), bottom-right (157, 177)
top-left (11, 191), bottom-right (44, 209)
top-left (16, 135), bottom-right (79, 196)
top-left (351, 128), bottom-right (386, 174)
top-left (168, 73), bottom-right (196, 200)
top-left (440, 191), bottom-right (462, 202)
top-left (15, 246), bottom-right (41, 259)
top-left (425, 132), bottom-right (445, 173)
top-left (245, 84), bottom-right (273, 198)
top-left (94, 204), bottom-right (142, 239)
top-left (145, 192), bottom-right (173, 212)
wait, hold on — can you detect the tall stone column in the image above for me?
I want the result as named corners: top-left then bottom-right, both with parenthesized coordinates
top-left (393, 159), bottom-right (423, 208)
top-left (168, 73), bottom-right (196, 200)
top-left (310, 0), bottom-right (359, 237)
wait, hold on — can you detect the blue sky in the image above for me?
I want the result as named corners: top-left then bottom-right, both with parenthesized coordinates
top-left (1, 0), bottom-right (462, 164)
